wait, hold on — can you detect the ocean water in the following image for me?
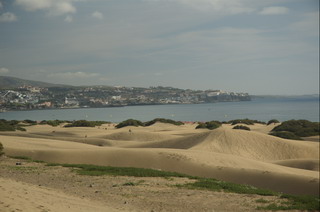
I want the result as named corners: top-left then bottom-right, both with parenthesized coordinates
top-left (1, 97), bottom-right (319, 122)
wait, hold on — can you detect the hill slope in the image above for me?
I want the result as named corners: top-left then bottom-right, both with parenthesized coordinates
top-left (0, 76), bottom-right (67, 88)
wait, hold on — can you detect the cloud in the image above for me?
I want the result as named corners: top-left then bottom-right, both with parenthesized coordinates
top-left (15, 0), bottom-right (76, 16)
top-left (0, 12), bottom-right (18, 22)
top-left (48, 71), bottom-right (99, 79)
top-left (289, 12), bottom-right (319, 37)
top-left (0, 67), bottom-right (10, 73)
top-left (0, 2), bottom-right (2, 9)
top-left (92, 11), bottom-right (104, 20)
top-left (259, 6), bottom-right (289, 15)
top-left (64, 15), bottom-right (73, 23)
top-left (149, 0), bottom-right (256, 14)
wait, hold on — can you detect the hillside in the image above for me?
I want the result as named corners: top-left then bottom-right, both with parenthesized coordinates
top-left (0, 76), bottom-right (67, 88)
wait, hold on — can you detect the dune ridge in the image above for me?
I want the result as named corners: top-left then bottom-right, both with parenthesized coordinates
top-left (1, 123), bottom-right (319, 196)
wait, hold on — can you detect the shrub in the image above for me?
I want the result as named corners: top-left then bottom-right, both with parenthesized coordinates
top-left (115, 119), bottom-right (144, 128)
top-left (23, 119), bottom-right (37, 125)
top-left (40, 120), bottom-right (68, 127)
top-left (0, 119), bottom-right (25, 131)
top-left (233, 125), bottom-right (251, 131)
top-left (269, 131), bottom-right (302, 140)
top-left (267, 119), bottom-right (280, 125)
top-left (64, 120), bottom-right (109, 128)
top-left (144, 118), bottom-right (184, 126)
top-left (271, 120), bottom-right (319, 137)
top-left (196, 121), bottom-right (221, 130)
top-left (228, 119), bottom-right (266, 125)
top-left (0, 142), bottom-right (4, 156)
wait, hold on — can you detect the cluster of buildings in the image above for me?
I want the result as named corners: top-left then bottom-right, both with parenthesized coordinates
top-left (0, 85), bottom-right (250, 111)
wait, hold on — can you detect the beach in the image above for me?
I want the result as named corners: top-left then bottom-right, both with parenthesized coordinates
top-left (0, 122), bottom-right (319, 211)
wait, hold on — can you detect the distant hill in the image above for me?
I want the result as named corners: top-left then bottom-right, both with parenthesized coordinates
top-left (0, 76), bottom-right (68, 88)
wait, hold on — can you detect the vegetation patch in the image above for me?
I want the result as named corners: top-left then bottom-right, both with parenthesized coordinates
top-left (46, 163), bottom-right (193, 178)
top-left (0, 119), bottom-right (26, 131)
top-left (196, 121), bottom-right (221, 130)
top-left (176, 178), bottom-right (275, 196)
top-left (22, 119), bottom-right (37, 125)
top-left (257, 194), bottom-right (320, 211)
top-left (40, 120), bottom-right (68, 127)
top-left (115, 119), bottom-right (144, 128)
top-left (267, 119), bottom-right (280, 125)
top-left (8, 155), bottom-right (45, 163)
top-left (64, 120), bottom-right (109, 128)
top-left (144, 118), bottom-right (184, 126)
top-left (269, 131), bottom-right (303, 140)
top-left (232, 125), bottom-right (251, 131)
top-left (0, 142), bottom-right (4, 156)
top-left (228, 119), bottom-right (266, 125)
top-left (271, 120), bottom-right (319, 139)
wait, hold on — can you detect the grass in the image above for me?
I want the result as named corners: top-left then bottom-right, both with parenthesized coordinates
top-left (175, 178), bottom-right (276, 196)
top-left (8, 157), bottom-right (320, 211)
top-left (46, 163), bottom-right (195, 178)
top-left (8, 155), bottom-right (45, 163)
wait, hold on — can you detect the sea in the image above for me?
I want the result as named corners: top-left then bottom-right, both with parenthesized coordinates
top-left (1, 96), bottom-right (319, 123)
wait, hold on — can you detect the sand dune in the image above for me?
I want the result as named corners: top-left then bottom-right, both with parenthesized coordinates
top-left (273, 159), bottom-right (320, 171)
top-left (1, 123), bottom-right (319, 196)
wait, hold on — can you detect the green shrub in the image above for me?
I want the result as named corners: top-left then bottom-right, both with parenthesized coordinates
top-left (267, 119), bottom-right (280, 125)
top-left (228, 119), bottom-right (266, 125)
top-left (0, 142), bottom-right (4, 156)
top-left (269, 131), bottom-right (302, 140)
top-left (23, 119), bottom-right (37, 125)
top-left (196, 121), bottom-right (221, 130)
top-left (144, 118), bottom-right (184, 126)
top-left (0, 119), bottom-right (25, 131)
top-left (64, 120), bottom-right (109, 128)
top-left (115, 119), bottom-right (144, 128)
top-left (40, 120), bottom-right (68, 127)
top-left (233, 125), bottom-right (251, 131)
top-left (271, 120), bottom-right (319, 137)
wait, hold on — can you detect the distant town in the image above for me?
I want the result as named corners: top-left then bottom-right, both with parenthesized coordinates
top-left (0, 85), bottom-right (250, 112)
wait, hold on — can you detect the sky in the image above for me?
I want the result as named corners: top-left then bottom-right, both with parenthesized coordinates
top-left (0, 0), bottom-right (319, 95)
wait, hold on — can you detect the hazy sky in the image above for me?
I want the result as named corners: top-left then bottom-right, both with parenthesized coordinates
top-left (0, 0), bottom-right (319, 95)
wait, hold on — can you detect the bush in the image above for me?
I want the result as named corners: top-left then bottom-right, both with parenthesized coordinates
top-left (270, 131), bottom-right (302, 140)
top-left (115, 119), bottom-right (144, 128)
top-left (228, 119), bottom-right (266, 125)
top-left (233, 125), bottom-right (251, 131)
top-left (144, 118), bottom-right (184, 126)
top-left (196, 121), bottom-right (221, 130)
top-left (271, 120), bottom-right (319, 137)
top-left (40, 120), bottom-right (68, 127)
top-left (23, 119), bottom-right (37, 125)
top-left (267, 119), bottom-right (280, 125)
top-left (64, 120), bottom-right (109, 128)
top-left (0, 142), bottom-right (4, 156)
top-left (0, 119), bottom-right (25, 131)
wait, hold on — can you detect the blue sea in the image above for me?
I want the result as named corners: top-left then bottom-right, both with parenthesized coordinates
top-left (1, 96), bottom-right (319, 122)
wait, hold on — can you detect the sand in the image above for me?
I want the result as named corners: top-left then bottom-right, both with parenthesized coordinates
top-left (0, 122), bottom-right (319, 211)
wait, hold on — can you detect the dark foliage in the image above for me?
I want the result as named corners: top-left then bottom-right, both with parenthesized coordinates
top-left (0, 142), bottom-right (4, 156)
top-left (269, 131), bottom-right (303, 140)
top-left (0, 119), bottom-right (25, 131)
top-left (271, 120), bottom-right (319, 137)
top-left (196, 121), bottom-right (221, 130)
top-left (64, 120), bottom-right (109, 128)
top-left (115, 119), bottom-right (144, 128)
top-left (144, 118), bottom-right (184, 126)
top-left (40, 120), bottom-right (67, 127)
top-left (267, 119), bottom-right (280, 125)
top-left (229, 119), bottom-right (266, 125)
top-left (23, 119), bottom-right (37, 125)
top-left (233, 125), bottom-right (251, 131)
